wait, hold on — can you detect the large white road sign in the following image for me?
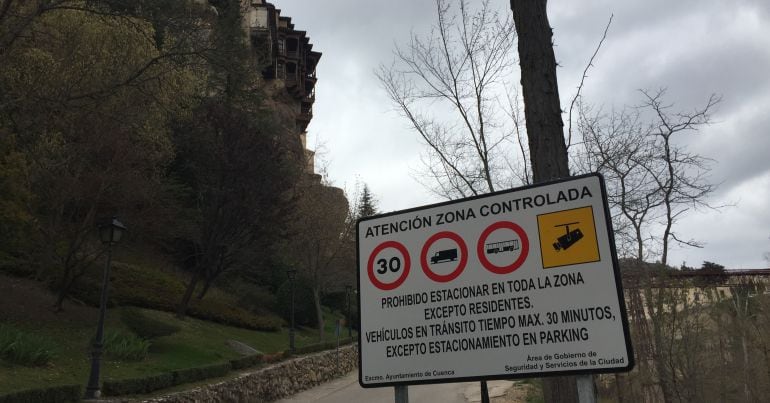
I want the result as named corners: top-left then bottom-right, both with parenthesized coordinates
top-left (356, 174), bottom-right (633, 387)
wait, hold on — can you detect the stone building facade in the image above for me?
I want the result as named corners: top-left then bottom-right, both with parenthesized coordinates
top-left (243, 0), bottom-right (321, 174)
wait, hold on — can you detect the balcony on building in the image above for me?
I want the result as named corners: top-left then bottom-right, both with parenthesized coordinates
top-left (285, 35), bottom-right (301, 60)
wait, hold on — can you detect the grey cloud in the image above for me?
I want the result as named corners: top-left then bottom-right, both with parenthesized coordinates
top-left (698, 106), bottom-right (770, 195)
top-left (268, 0), bottom-right (769, 267)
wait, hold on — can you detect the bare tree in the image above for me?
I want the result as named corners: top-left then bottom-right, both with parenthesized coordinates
top-left (376, 0), bottom-right (525, 199)
top-left (728, 278), bottom-right (759, 402)
top-left (618, 267), bottom-right (770, 403)
top-left (748, 282), bottom-right (770, 395)
top-left (171, 94), bottom-right (302, 318)
top-left (641, 89), bottom-right (721, 264)
top-left (577, 89), bottom-right (721, 264)
top-left (285, 178), bottom-right (354, 340)
top-left (576, 102), bottom-right (664, 261)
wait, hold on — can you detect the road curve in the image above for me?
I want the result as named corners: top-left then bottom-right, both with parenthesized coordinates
top-left (275, 371), bottom-right (473, 403)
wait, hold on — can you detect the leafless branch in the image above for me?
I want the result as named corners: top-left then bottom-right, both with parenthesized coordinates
top-left (567, 13), bottom-right (613, 151)
top-left (376, 0), bottom-right (521, 199)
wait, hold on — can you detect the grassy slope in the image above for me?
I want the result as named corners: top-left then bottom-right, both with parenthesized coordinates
top-left (0, 273), bottom-right (350, 395)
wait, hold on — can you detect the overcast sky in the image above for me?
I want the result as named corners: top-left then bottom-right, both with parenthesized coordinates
top-left (274, 0), bottom-right (770, 270)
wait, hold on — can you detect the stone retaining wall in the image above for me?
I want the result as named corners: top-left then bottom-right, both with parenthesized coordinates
top-left (123, 345), bottom-right (358, 403)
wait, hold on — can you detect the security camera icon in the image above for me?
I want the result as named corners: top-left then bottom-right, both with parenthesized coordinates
top-left (553, 222), bottom-right (583, 251)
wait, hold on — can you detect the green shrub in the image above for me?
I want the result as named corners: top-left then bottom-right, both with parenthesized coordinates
top-left (229, 282), bottom-right (278, 316)
top-left (275, 277), bottom-right (317, 327)
top-left (0, 384), bottom-right (81, 403)
top-left (0, 253), bottom-right (34, 278)
top-left (172, 362), bottom-right (232, 385)
top-left (69, 261), bottom-right (184, 310)
top-left (188, 299), bottom-right (284, 332)
top-left (104, 329), bottom-right (150, 361)
top-left (230, 353), bottom-right (263, 370)
top-left (321, 290), bottom-right (349, 314)
top-left (101, 362), bottom-right (234, 396)
top-left (69, 262), bottom-right (284, 331)
top-left (121, 308), bottom-right (180, 339)
top-left (0, 324), bottom-right (55, 366)
top-left (102, 373), bottom-right (174, 396)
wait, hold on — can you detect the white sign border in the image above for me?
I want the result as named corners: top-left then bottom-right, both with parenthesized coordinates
top-left (355, 173), bottom-right (635, 388)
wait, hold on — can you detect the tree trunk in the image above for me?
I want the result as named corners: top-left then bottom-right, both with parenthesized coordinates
top-left (741, 331), bottom-right (750, 402)
top-left (313, 287), bottom-right (325, 341)
top-left (510, 1), bottom-right (577, 402)
top-left (196, 274), bottom-right (214, 300)
top-left (53, 269), bottom-right (73, 312)
top-left (511, 0), bottom-right (570, 184)
top-left (54, 263), bottom-right (81, 312)
top-left (635, 224), bottom-right (644, 261)
top-left (762, 343), bottom-right (770, 400)
top-left (177, 269), bottom-right (203, 318)
top-left (646, 285), bottom-right (675, 403)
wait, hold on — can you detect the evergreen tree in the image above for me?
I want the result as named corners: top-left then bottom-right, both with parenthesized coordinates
top-left (356, 184), bottom-right (379, 219)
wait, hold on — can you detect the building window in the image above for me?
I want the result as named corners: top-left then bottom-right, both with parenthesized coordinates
top-left (287, 37), bottom-right (298, 52)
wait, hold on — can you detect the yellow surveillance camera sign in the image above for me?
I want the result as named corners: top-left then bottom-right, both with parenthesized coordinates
top-left (537, 206), bottom-right (600, 269)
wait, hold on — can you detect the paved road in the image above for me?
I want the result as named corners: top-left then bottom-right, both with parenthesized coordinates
top-left (276, 371), bottom-right (482, 403)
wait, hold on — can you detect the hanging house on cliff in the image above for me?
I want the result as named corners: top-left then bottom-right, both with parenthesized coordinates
top-left (243, 0), bottom-right (321, 175)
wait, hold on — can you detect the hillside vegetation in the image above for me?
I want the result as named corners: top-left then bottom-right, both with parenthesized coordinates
top-left (0, 3), bottom-right (358, 398)
top-left (0, 271), bottom-right (352, 397)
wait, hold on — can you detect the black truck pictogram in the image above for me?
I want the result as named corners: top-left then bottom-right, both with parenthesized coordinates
top-left (553, 222), bottom-right (583, 251)
top-left (430, 248), bottom-right (458, 264)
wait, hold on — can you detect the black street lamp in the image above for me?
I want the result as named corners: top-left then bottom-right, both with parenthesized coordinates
top-left (287, 269), bottom-right (297, 353)
top-left (85, 217), bottom-right (126, 400)
top-left (345, 284), bottom-right (352, 338)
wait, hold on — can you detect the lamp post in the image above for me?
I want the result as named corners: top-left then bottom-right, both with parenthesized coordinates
top-left (287, 269), bottom-right (297, 353)
top-left (84, 216), bottom-right (126, 400)
top-left (345, 284), bottom-right (352, 338)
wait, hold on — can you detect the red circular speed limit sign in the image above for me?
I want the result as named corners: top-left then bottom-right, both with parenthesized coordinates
top-left (477, 221), bottom-right (529, 274)
top-left (420, 231), bottom-right (468, 283)
top-left (367, 241), bottom-right (411, 291)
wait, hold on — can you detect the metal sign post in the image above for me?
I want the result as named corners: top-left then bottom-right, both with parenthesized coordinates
top-left (481, 381), bottom-right (490, 403)
top-left (577, 374), bottom-right (597, 403)
top-left (394, 385), bottom-right (408, 403)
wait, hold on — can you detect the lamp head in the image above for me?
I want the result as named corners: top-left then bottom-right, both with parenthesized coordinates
top-left (98, 216), bottom-right (127, 245)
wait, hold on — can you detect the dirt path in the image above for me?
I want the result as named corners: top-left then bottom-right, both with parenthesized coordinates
top-left (463, 380), bottom-right (533, 403)
top-left (493, 381), bottom-right (534, 403)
